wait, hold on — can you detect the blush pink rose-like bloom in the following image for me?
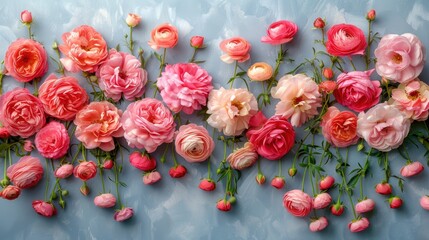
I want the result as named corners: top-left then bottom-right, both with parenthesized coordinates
top-left (121, 98), bottom-right (175, 153)
top-left (313, 193), bottom-right (332, 209)
top-left (349, 218), bottom-right (370, 233)
top-left (247, 115), bottom-right (295, 160)
top-left (321, 106), bottom-right (359, 148)
top-left (355, 198), bottom-right (375, 213)
top-left (261, 20), bottom-right (298, 45)
top-left (207, 88), bottom-right (258, 136)
top-left (175, 124), bottom-right (215, 163)
top-left (420, 195), bottom-right (429, 210)
top-left (54, 164), bottom-right (74, 179)
top-left (357, 103), bottom-right (411, 152)
top-left (271, 74), bottom-right (322, 127)
top-left (309, 216), bottom-right (329, 232)
top-left (129, 152), bottom-right (157, 172)
top-left (283, 189), bottom-right (313, 217)
top-left (126, 13), bottom-right (141, 28)
top-left (59, 25), bottom-right (108, 73)
top-left (94, 193), bottom-right (117, 208)
top-left (391, 80), bottom-right (429, 121)
top-left (23, 140), bottom-right (34, 152)
top-left (247, 62), bottom-right (273, 82)
top-left (374, 33), bottom-right (425, 83)
top-left (190, 36), bottom-right (204, 48)
top-left (20, 10), bottom-right (32, 24)
top-left (143, 171), bottom-right (162, 185)
top-left (35, 121), bottom-right (70, 159)
top-left (97, 49), bottom-right (147, 102)
top-left (400, 161), bottom-right (424, 177)
top-left (38, 74), bottom-right (89, 121)
top-left (73, 161), bottom-right (97, 181)
top-left (1, 185), bottom-right (21, 200)
top-left (0, 88), bottom-right (46, 138)
top-left (32, 200), bottom-right (57, 217)
top-left (114, 207), bottom-right (134, 222)
top-left (157, 63), bottom-right (213, 114)
top-left (4, 38), bottom-right (48, 82)
top-left (219, 37), bottom-right (251, 63)
top-left (326, 24), bottom-right (367, 57)
top-left (74, 101), bottom-right (123, 151)
top-left (227, 142), bottom-right (258, 170)
top-left (148, 23), bottom-right (178, 50)
top-left (7, 156), bottom-right (43, 189)
top-left (333, 70), bottom-right (381, 112)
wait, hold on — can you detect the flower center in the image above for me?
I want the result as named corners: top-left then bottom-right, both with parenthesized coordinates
top-left (407, 90), bottom-right (419, 100)
top-left (293, 96), bottom-right (304, 106)
top-left (392, 53), bottom-right (402, 64)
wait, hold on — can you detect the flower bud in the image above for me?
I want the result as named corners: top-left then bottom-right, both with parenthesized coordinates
top-left (400, 161), bottom-right (424, 177)
top-left (375, 182), bottom-right (392, 195)
top-left (61, 190), bottom-right (69, 196)
top-left (143, 171), bottom-right (162, 185)
top-left (366, 9), bottom-right (376, 21)
top-left (255, 173), bottom-right (266, 185)
top-left (32, 200), bottom-right (57, 217)
top-left (309, 216), bottom-right (329, 232)
top-left (389, 196), bottom-right (403, 209)
top-left (23, 140), bottom-right (34, 152)
top-left (216, 199), bottom-right (231, 212)
top-left (228, 196), bottom-right (236, 204)
top-left (199, 178), bottom-right (216, 191)
top-left (169, 165), bottom-right (187, 178)
top-left (313, 193), bottom-right (332, 209)
top-left (126, 13), bottom-right (141, 28)
top-left (0, 179), bottom-right (10, 187)
top-left (355, 198), bottom-right (375, 213)
top-left (322, 68), bottom-right (334, 80)
top-left (114, 207), bottom-right (134, 222)
top-left (51, 41), bottom-right (58, 50)
top-left (270, 176), bottom-right (285, 189)
top-left (319, 176), bottom-right (335, 190)
top-left (20, 10), bottom-right (32, 24)
top-left (0, 126), bottom-right (10, 138)
top-left (103, 159), bottom-right (114, 170)
top-left (420, 195), bottom-right (429, 210)
top-left (129, 151), bottom-right (157, 171)
top-left (313, 17), bottom-right (325, 29)
top-left (190, 36), bottom-right (204, 48)
top-left (1, 185), bottom-right (21, 200)
top-left (80, 184), bottom-right (90, 196)
top-left (59, 200), bottom-right (66, 209)
top-left (319, 81), bottom-right (337, 94)
top-left (288, 167), bottom-right (297, 177)
top-left (330, 203), bottom-right (344, 216)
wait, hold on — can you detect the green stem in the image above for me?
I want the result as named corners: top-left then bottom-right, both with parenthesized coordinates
top-left (97, 150), bottom-right (106, 193)
top-left (291, 131), bottom-right (312, 169)
top-left (153, 48), bottom-right (167, 98)
top-left (349, 58), bottom-right (357, 71)
top-left (0, 73), bottom-right (4, 95)
top-left (172, 145), bottom-right (179, 167)
top-left (33, 78), bottom-right (39, 96)
top-left (321, 28), bottom-right (326, 46)
top-left (49, 178), bottom-right (60, 202)
top-left (365, 21), bottom-right (372, 70)
top-left (189, 48), bottom-right (197, 63)
top-left (81, 144), bottom-right (87, 161)
top-left (128, 26), bottom-right (134, 54)
top-left (44, 159), bottom-right (51, 201)
top-left (27, 24), bottom-right (32, 40)
top-left (114, 162), bottom-right (123, 208)
top-left (384, 152), bottom-right (390, 182)
top-left (257, 158), bottom-right (263, 175)
top-left (301, 167), bottom-right (308, 191)
top-left (207, 159), bottom-right (212, 179)
top-left (229, 61), bottom-right (239, 89)
top-left (160, 144), bottom-right (169, 164)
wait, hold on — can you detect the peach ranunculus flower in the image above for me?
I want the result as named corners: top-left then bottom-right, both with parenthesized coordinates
top-left (219, 37), bottom-right (251, 63)
top-left (59, 25), bottom-right (108, 73)
top-left (35, 121), bottom-right (70, 159)
top-left (247, 62), bottom-right (273, 81)
top-left (207, 87), bottom-right (258, 136)
top-left (74, 101), bottom-right (124, 151)
top-left (4, 38), bottom-right (48, 82)
top-left (97, 49), bottom-right (148, 102)
top-left (148, 23), bottom-right (179, 50)
top-left (357, 103), bottom-right (411, 152)
top-left (0, 88), bottom-right (46, 138)
top-left (227, 142), bottom-right (258, 170)
top-left (390, 79), bottom-right (429, 121)
top-left (121, 98), bottom-right (176, 153)
top-left (283, 189), bottom-right (313, 217)
top-left (73, 161), bottom-right (97, 181)
top-left (7, 156), bottom-right (44, 189)
top-left (326, 24), bottom-right (367, 57)
top-left (271, 74), bottom-right (322, 127)
top-left (374, 33), bottom-right (426, 83)
top-left (261, 20), bottom-right (298, 45)
top-left (174, 124), bottom-right (215, 163)
top-left (321, 106), bottom-right (359, 148)
top-left (38, 74), bottom-right (89, 121)
top-left (126, 13), bottom-right (141, 28)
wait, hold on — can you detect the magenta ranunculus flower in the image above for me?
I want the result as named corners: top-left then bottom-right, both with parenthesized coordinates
top-left (97, 49), bottom-right (147, 102)
top-left (375, 33), bottom-right (426, 83)
top-left (326, 24), bottom-right (367, 57)
top-left (121, 98), bottom-right (175, 153)
top-left (261, 20), bottom-right (298, 45)
top-left (74, 101), bottom-right (123, 151)
top-left (357, 103), bottom-right (411, 152)
top-left (283, 189), bottom-right (313, 217)
top-left (207, 88), bottom-right (258, 136)
top-left (174, 124), bottom-right (215, 163)
top-left (7, 156), bottom-right (44, 189)
top-left (157, 63), bottom-right (213, 114)
top-left (333, 70), bottom-right (382, 112)
top-left (271, 74), bottom-right (322, 127)
top-left (391, 79), bottom-right (429, 121)
top-left (35, 121), bottom-right (70, 159)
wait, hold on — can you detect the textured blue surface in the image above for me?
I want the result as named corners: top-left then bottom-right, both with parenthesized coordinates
top-left (1, 0), bottom-right (429, 239)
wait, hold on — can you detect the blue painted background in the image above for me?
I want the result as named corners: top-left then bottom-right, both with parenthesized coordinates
top-left (1, 0), bottom-right (429, 239)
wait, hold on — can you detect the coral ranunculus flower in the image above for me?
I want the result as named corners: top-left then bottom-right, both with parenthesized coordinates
top-left (326, 23), bottom-right (367, 57)
top-left (321, 106), bottom-right (359, 148)
top-left (148, 23), bottom-right (179, 50)
top-left (283, 189), bottom-right (313, 217)
top-left (35, 121), bottom-right (70, 159)
top-left (219, 37), bottom-right (251, 63)
top-left (261, 20), bottom-right (298, 45)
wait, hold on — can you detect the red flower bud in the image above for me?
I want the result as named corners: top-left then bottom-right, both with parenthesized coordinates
top-left (319, 176), bottom-right (335, 190)
top-left (1, 185), bottom-right (21, 200)
top-left (20, 10), bottom-right (32, 24)
top-left (271, 176), bottom-right (285, 189)
top-left (255, 173), bottom-right (266, 185)
top-left (322, 68), bottom-right (334, 80)
top-left (313, 17), bottom-right (325, 29)
top-left (216, 199), bottom-right (231, 212)
top-left (103, 159), bottom-right (114, 170)
top-left (199, 178), bottom-right (216, 191)
top-left (190, 36), bottom-right (204, 48)
top-left (389, 196), bottom-right (403, 209)
top-left (375, 182), bottom-right (392, 195)
top-left (330, 203), bottom-right (344, 216)
top-left (80, 184), bottom-right (90, 196)
top-left (288, 167), bottom-right (297, 177)
top-left (366, 9), bottom-right (376, 21)
top-left (169, 165), bottom-right (187, 178)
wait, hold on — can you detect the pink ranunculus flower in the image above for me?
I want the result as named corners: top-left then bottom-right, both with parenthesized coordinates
top-left (271, 74), bottom-right (322, 127)
top-left (190, 36), bottom-right (204, 48)
top-left (227, 142), bottom-right (258, 170)
top-left (59, 25), bottom-right (108, 73)
top-left (261, 20), bottom-right (298, 45)
top-left (374, 33), bottom-right (425, 83)
top-left (20, 10), bottom-right (32, 24)
top-left (216, 199), bottom-right (232, 212)
top-left (175, 124), bottom-right (215, 163)
top-left (38, 74), bottom-right (89, 121)
top-left (4, 38), bottom-right (48, 82)
top-left (375, 182), bottom-right (392, 195)
top-left (94, 193), bottom-right (117, 208)
top-left (97, 49), bottom-right (147, 102)
top-left (114, 207), bottom-right (134, 222)
top-left (35, 121), bottom-right (70, 159)
top-left (219, 37), bottom-right (251, 63)
top-left (73, 161), bottom-right (97, 181)
top-left (0, 88), bottom-right (46, 138)
top-left (143, 171), bottom-right (162, 185)
top-left (32, 200), bottom-right (57, 217)
top-left (391, 80), bottom-right (429, 121)
top-left (357, 103), bottom-right (411, 152)
top-left (169, 165), bottom-right (187, 178)
top-left (74, 101), bottom-right (123, 151)
top-left (313, 193), bottom-right (332, 209)
top-left (333, 70), bottom-right (381, 112)
top-left (326, 24), bottom-right (367, 57)
top-left (126, 13), bottom-right (141, 28)
top-left (129, 152), bottom-right (157, 172)
top-left (122, 98), bottom-right (175, 153)
top-left (7, 156), bottom-right (43, 189)
top-left (207, 88), bottom-right (258, 136)
top-left (0, 126), bottom-right (10, 138)
top-left (319, 80), bottom-right (337, 94)
top-left (420, 195), bottom-right (429, 210)
top-left (148, 23), bottom-right (178, 50)
top-left (283, 189), bottom-right (313, 217)
top-left (199, 179), bottom-right (216, 191)
top-left (157, 63), bottom-right (213, 114)
top-left (247, 115), bottom-right (295, 160)
top-left (309, 216), bottom-right (329, 232)
top-left (321, 106), bottom-right (359, 148)
top-left (54, 164), bottom-right (74, 179)
top-left (1, 185), bottom-right (21, 200)
top-left (355, 198), bottom-right (375, 213)
top-left (400, 161), bottom-right (424, 177)
top-left (349, 217), bottom-right (370, 233)
top-left (23, 140), bottom-right (34, 152)
top-left (319, 176), bottom-right (335, 190)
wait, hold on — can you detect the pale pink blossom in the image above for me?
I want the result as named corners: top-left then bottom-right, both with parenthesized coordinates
top-left (227, 142), bottom-right (258, 170)
top-left (349, 217), bottom-right (370, 232)
top-left (309, 217), bottom-right (328, 232)
top-left (271, 74), bottom-right (322, 127)
top-left (114, 207), bottom-right (134, 222)
top-left (97, 49), bottom-right (147, 102)
top-left (357, 103), bottom-right (411, 152)
top-left (7, 156), bottom-right (43, 189)
top-left (313, 193), bottom-right (332, 209)
top-left (207, 88), bottom-right (258, 136)
top-left (35, 121), bottom-right (70, 159)
top-left (54, 164), bottom-right (74, 179)
top-left (400, 161), bottom-right (424, 177)
top-left (283, 189), bottom-right (313, 217)
top-left (174, 124), bottom-right (215, 163)
top-left (391, 79), bottom-right (429, 121)
top-left (143, 171), bottom-right (162, 185)
top-left (94, 193), bottom-right (116, 208)
top-left (355, 198), bottom-right (375, 213)
top-left (126, 13), bottom-right (141, 27)
top-left (157, 63), bottom-right (213, 114)
top-left (375, 33), bottom-right (426, 83)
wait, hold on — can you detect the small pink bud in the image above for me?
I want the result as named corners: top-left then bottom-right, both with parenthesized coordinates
top-left (0, 126), bottom-right (10, 138)
top-left (288, 167), bottom-right (297, 177)
top-left (400, 161), bottom-right (424, 177)
top-left (319, 176), bottom-right (335, 190)
top-left (389, 196), bottom-right (403, 209)
top-left (309, 216), bottom-right (329, 232)
top-left (143, 171), bottom-right (162, 185)
top-left (103, 159), bottom-right (114, 170)
top-left (313, 17), bottom-right (325, 29)
top-left (190, 36), bottom-right (204, 48)
top-left (313, 192), bottom-right (332, 209)
top-left (270, 176), bottom-right (285, 189)
top-left (322, 68), bottom-right (334, 80)
top-left (255, 173), bottom-right (266, 185)
top-left (80, 184), bottom-right (90, 196)
top-left (319, 81), bottom-right (337, 94)
top-left (23, 140), bottom-right (34, 152)
top-left (169, 165), bottom-right (187, 178)
top-left (420, 195), bottom-right (429, 210)
top-left (216, 199), bottom-right (231, 212)
top-left (355, 198), bottom-right (375, 213)
top-left (330, 203), bottom-right (344, 216)
top-left (375, 182), bottom-right (392, 195)
top-left (54, 164), bottom-right (74, 179)
top-left (126, 13), bottom-right (141, 27)
top-left (199, 178), bottom-right (216, 191)
top-left (20, 10), bottom-right (32, 24)
top-left (348, 217), bottom-right (370, 233)
top-left (366, 9), bottom-right (376, 21)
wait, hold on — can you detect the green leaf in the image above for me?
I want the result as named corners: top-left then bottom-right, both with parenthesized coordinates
top-left (347, 174), bottom-right (360, 188)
